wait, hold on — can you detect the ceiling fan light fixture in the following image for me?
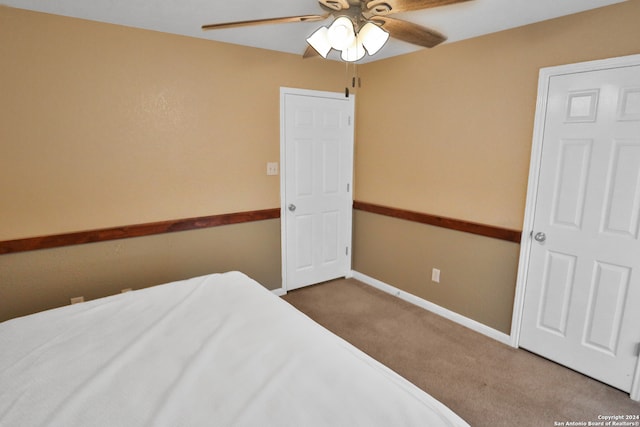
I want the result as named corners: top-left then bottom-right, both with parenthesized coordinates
top-left (306, 26), bottom-right (332, 58)
top-left (327, 16), bottom-right (356, 50)
top-left (341, 38), bottom-right (366, 62)
top-left (358, 22), bottom-right (389, 55)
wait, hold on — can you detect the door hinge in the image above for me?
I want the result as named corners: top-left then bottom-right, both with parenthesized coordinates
top-left (348, 116), bottom-right (352, 126)
top-left (347, 183), bottom-right (350, 193)
top-left (346, 246), bottom-right (349, 256)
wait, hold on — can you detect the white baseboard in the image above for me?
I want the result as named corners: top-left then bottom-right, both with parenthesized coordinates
top-left (351, 271), bottom-right (513, 347)
top-left (271, 288), bottom-right (287, 297)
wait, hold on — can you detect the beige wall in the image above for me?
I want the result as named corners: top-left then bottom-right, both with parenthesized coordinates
top-left (353, 211), bottom-right (520, 333)
top-left (0, 6), bottom-right (345, 240)
top-left (355, 0), bottom-right (640, 229)
top-left (0, 7), bottom-right (346, 320)
top-left (0, 219), bottom-right (281, 322)
top-left (353, 0), bottom-right (640, 333)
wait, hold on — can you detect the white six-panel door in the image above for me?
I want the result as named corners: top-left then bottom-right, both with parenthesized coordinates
top-left (280, 88), bottom-right (354, 291)
top-left (518, 58), bottom-right (640, 394)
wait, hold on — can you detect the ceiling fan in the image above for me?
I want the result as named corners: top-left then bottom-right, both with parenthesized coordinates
top-left (202, 0), bottom-right (471, 62)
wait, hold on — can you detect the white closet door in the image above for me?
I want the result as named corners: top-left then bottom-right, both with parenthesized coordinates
top-left (520, 62), bottom-right (640, 393)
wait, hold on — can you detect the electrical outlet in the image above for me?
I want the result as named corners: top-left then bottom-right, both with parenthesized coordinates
top-left (431, 268), bottom-right (441, 283)
top-left (70, 296), bottom-right (85, 305)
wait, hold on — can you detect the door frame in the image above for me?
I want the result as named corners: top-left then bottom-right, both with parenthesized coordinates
top-left (511, 53), bottom-right (640, 400)
top-left (279, 87), bottom-right (355, 292)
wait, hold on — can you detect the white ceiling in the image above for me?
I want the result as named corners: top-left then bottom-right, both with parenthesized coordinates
top-left (2, 0), bottom-right (627, 62)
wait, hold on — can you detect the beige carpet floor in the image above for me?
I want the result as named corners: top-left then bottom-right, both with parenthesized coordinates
top-left (281, 278), bottom-right (640, 427)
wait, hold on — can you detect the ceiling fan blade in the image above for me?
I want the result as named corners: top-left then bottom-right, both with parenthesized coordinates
top-left (366, 0), bottom-right (471, 16)
top-left (303, 45), bottom-right (321, 59)
top-left (202, 14), bottom-right (329, 31)
top-left (372, 16), bottom-right (446, 48)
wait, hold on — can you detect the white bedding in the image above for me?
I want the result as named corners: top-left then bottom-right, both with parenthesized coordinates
top-left (0, 271), bottom-right (468, 427)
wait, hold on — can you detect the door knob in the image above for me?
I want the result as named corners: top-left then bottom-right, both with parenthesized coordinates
top-left (288, 204), bottom-right (296, 212)
top-left (534, 232), bottom-right (546, 243)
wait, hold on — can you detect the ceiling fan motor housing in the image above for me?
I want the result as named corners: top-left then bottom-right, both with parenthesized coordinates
top-left (320, 0), bottom-right (392, 17)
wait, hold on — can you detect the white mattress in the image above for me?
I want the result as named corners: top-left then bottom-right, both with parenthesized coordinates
top-left (0, 271), bottom-right (469, 427)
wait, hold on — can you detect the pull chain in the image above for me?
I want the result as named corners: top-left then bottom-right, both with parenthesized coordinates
top-left (352, 63), bottom-right (361, 89)
top-left (345, 62), bottom-right (362, 98)
top-left (352, 63), bottom-right (356, 89)
top-left (345, 61), bottom-right (350, 98)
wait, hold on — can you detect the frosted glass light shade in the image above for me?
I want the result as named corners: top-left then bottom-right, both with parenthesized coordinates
top-left (306, 26), bottom-right (332, 58)
top-left (358, 22), bottom-right (389, 55)
top-left (327, 16), bottom-right (356, 50)
top-left (341, 38), bottom-right (365, 62)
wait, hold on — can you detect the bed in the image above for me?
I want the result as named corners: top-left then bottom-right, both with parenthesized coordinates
top-left (0, 271), bottom-right (469, 426)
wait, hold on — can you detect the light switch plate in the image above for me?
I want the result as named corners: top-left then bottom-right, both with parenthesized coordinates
top-left (267, 162), bottom-right (279, 176)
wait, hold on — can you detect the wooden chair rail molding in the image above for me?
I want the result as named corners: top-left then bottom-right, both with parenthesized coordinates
top-left (0, 208), bottom-right (281, 255)
top-left (0, 202), bottom-right (521, 255)
top-left (353, 201), bottom-right (522, 243)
